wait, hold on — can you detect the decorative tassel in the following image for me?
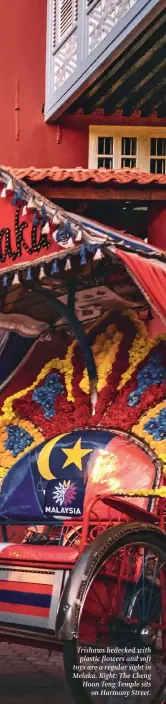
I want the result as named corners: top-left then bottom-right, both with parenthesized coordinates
top-left (12, 270), bottom-right (20, 285)
top-left (75, 227), bottom-right (82, 242)
top-left (80, 243), bottom-right (87, 266)
top-left (67, 236), bottom-right (74, 249)
top-left (38, 264), bottom-right (45, 280)
top-left (6, 178), bottom-right (14, 193)
top-left (65, 217), bottom-right (71, 235)
top-left (17, 187), bottom-right (23, 200)
top-left (86, 244), bottom-right (97, 254)
top-left (53, 210), bottom-right (60, 225)
top-left (1, 187), bottom-right (7, 198)
top-left (22, 205), bottom-right (27, 216)
top-left (41, 204), bottom-right (47, 220)
top-left (33, 211), bottom-right (39, 226)
top-left (2, 274), bottom-right (8, 287)
top-left (56, 226), bottom-right (66, 244)
top-left (42, 221), bottom-right (50, 235)
top-left (27, 196), bottom-right (35, 210)
top-left (93, 247), bottom-right (104, 261)
top-left (64, 257), bottom-right (71, 271)
top-left (12, 187), bottom-right (23, 205)
top-left (50, 259), bottom-right (59, 275)
top-left (26, 266), bottom-right (32, 281)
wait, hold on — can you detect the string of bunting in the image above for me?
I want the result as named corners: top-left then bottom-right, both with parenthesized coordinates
top-left (0, 172), bottom-right (104, 288)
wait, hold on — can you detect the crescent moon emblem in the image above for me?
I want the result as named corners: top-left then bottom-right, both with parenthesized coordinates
top-left (37, 433), bottom-right (70, 481)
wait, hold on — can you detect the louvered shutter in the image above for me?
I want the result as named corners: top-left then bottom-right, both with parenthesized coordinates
top-left (52, 0), bottom-right (78, 49)
top-left (60, 0), bottom-right (73, 39)
top-left (52, 0), bottom-right (57, 51)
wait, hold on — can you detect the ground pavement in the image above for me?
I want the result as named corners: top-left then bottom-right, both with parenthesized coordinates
top-left (0, 643), bottom-right (74, 704)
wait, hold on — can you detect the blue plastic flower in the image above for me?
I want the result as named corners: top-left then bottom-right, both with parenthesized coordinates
top-left (32, 372), bottom-right (64, 419)
top-left (5, 424), bottom-right (33, 457)
top-left (144, 408), bottom-right (166, 441)
top-left (144, 419), bottom-right (157, 434)
top-left (127, 392), bottom-right (140, 407)
top-left (128, 352), bottom-right (166, 407)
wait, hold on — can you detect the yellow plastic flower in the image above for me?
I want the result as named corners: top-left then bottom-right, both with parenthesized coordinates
top-left (133, 400), bottom-right (166, 471)
top-left (80, 325), bottom-right (123, 395)
top-left (118, 309), bottom-right (165, 390)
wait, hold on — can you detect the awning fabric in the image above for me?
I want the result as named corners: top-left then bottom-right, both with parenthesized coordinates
top-left (116, 250), bottom-right (166, 324)
top-left (0, 167), bottom-right (165, 323)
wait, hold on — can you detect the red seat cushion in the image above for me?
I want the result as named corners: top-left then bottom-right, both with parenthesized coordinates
top-left (0, 544), bottom-right (79, 565)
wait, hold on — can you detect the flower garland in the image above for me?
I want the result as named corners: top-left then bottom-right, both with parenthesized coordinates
top-left (118, 310), bottom-right (163, 390)
top-left (1, 312), bottom-right (143, 434)
top-left (0, 314), bottom-right (128, 452)
top-left (2, 312), bottom-right (110, 421)
top-left (103, 340), bottom-right (166, 431)
top-left (0, 310), bottom-right (165, 483)
top-left (1, 354), bottom-right (74, 423)
top-left (64, 339), bottom-right (77, 402)
top-left (67, 311), bottom-right (136, 429)
top-left (132, 399), bottom-right (166, 471)
top-left (0, 416), bottom-right (43, 481)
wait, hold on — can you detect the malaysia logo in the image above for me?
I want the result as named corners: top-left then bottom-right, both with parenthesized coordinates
top-left (52, 480), bottom-right (77, 507)
top-left (44, 478), bottom-right (85, 518)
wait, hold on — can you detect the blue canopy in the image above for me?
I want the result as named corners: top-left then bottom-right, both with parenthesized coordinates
top-left (0, 429), bottom-right (113, 523)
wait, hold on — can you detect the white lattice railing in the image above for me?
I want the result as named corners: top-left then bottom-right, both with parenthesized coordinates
top-left (87, 0), bottom-right (137, 54)
top-left (52, 0), bottom-right (138, 90)
top-left (45, 0), bottom-right (161, 120)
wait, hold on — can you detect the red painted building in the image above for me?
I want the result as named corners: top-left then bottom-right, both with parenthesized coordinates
top-left (0, 0), bottom-right (87, 169)
top-left (0, 0), bottom-right (166, 249)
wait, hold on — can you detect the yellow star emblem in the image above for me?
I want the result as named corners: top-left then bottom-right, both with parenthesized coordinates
top-left (62, 438), bottom-right (93, 471)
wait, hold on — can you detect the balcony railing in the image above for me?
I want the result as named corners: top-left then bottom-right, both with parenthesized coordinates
top-left (45, 0), bottom-right (162, 121)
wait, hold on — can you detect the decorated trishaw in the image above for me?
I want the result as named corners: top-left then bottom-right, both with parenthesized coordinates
top-left (0, 168), bottom-right (165, 703)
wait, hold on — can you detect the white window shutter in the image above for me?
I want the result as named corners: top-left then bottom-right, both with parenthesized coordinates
top-left (52, 0), bottom-right (78, 48)
top-left (60, 0), bottom-right (78, 41)
top-left (52, 0), bottom-right (57, 50)
top-left (60, 0), bottom-right (73, 39)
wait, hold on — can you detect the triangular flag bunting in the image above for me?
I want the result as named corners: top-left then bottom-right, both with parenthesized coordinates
top-left (27, 197), bottom-right (35, 210)
top-left (1, 187), bottom-right (7, 198)
top-left (6, 178), bottom-right (14, 193)
top-left (67, 237), bottom-right (74, 249)
top-left (42, 221), bottom-right (50, 235)
top-left (93, 247), bottom-right (104, 261)
top-left (39, 264), bottom-right (45, 280)
top-left (75, 228), bottom-right (82, 242)
top-left (64, 258), bottom-right (71, 271)
top-left (12, 271), bottom-right (20, 285)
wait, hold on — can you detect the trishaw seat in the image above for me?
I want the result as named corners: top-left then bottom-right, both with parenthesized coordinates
top-left (0, 543), bottom-right (79, 565)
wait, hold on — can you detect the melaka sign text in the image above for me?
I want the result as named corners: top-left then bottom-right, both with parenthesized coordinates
top-left (0, 200), bottom-right (60, 272)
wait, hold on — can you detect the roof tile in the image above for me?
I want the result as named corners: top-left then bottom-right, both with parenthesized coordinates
top-left (3, 167), bottom-right (166, 186)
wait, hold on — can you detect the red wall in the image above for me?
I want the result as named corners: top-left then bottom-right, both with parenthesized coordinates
top-left (148, 204), bottom-right (166, 252)
top-left (0, 1), bottom-right (165, 176)
top-left (0, 0), bottom-right (88, 168)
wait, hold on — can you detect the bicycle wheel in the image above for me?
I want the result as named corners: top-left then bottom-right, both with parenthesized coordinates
top-left (63, 522), bottom-right (166, 704)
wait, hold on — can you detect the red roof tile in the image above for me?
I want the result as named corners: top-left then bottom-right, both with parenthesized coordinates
top-left (3, 167), bottom-right (166, 186)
